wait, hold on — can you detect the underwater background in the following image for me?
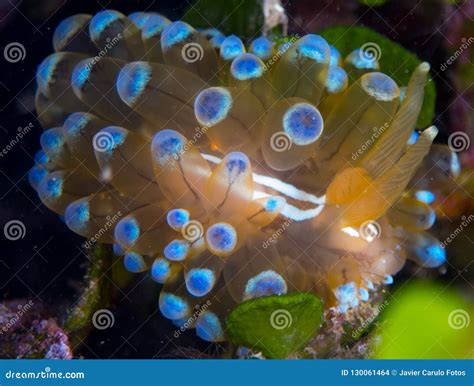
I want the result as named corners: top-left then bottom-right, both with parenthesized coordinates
top-left (0, 0), bottom-right (472, 359)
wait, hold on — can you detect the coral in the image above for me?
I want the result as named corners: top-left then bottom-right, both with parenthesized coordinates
top-left (0, 300), bottom-right (72, 359)
top-left (30, 10), bottom-right (456, 343)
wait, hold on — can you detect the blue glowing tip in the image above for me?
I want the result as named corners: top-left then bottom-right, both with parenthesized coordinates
top-left (383, 274), bottom-right (394, 285)
top-left (114, 217), bottom-right (140, 248)
top-left (210, 34), bottom-right (225, 49)
top-left (250, 36), bottom-right (273, 60)
top-left (64, 199), bottom-right (90, 232)
top-left (361, 72), bottom-right (399, 102)
top-left (346, 48), bottom-right (379, 70)
top-left (71, 60), bottom-right (92, 90)
top-left (161, 21), bottom-right (194, 49)
top-left (296, 34), bottom-right (330, 63)
top-left (325, 66), bottom-right (348, 94)
top-left (166, 209), bottom-right (190, 231)
top-left (206, 223), bottom-right (237, 256)
top-left (63, 113), bottom-right (91, 138)
top-left (53, 15), bottom-right (90, 51)
top-left (37, 54), bottom-right (60, 95)
top-left (151, 258), bottom-right (171, 284)
top-left (159, 292), bottom-right (189, 320)
top-left (89, 10), bottom-right (122, 39)
top-left (151, 129), bottom-right (185, 167)
top-left (244, 270), bottom-right (287, 300)
top-left (185, 268), bottom-right (216, 297)
top-left (335, 282), bottom-right (359, 313)
top-left (196, 312), bottom-right (224, 342)
top-left (142, 14), bottom-right (170, 39)
top-left (117, 62), bottom-right (152, 106)
top-left (113, 243), bottom-right (124, 256)
top-left (415, 190), bottom-right (436, 205)
top-left (40, 174), bottom-right (63, 200)
top-left (365, 279), bottom-right (375, 291)
top-left (28, 166), bottom-right (47, 190)
top-left (224, 152), bottom-right (250, 182)
top-left (407, 130), bottom-right (420, 145)
top-left (200, 28), bottom-right (223, 39)
top-left (359, 288), bottom-right (370, 302)
top-left (194, 87), bottom-right (232, 127)
top-left (40, 129), bottom-right (64, 158)
top-left (415, 243), bottom-right (446, 268)
top-left (95, 126), bottom-right (127, 154)
top-left (128, 12), bottom-right (149, 29)
top-left (265, 196), bottom-right (285, 213)
top-left (164, 239), bottom-right (190, 261)
top-left (220, 35), bottom-right (245, 61)
top-left (124, 252), bottom-right (147, 273)
top-left (231, 53), bottom-right (264, 80)
top-left (283, 103), bottom-right (324, 146)
top-left (329, 45), bottom-right (341, 67)
top-left (34, 150), bottom-right (49, 164)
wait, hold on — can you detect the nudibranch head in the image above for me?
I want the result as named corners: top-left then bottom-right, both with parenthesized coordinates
top-left (30, 9), bottom-right (449, 343)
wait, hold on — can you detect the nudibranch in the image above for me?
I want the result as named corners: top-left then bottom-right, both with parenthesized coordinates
top-left (31, 10), bottom-right (457, 343)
